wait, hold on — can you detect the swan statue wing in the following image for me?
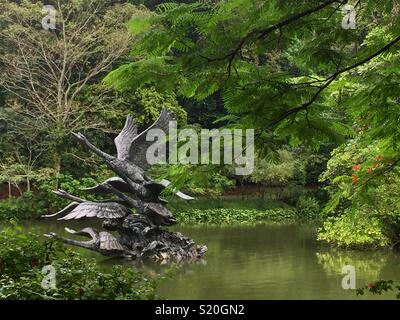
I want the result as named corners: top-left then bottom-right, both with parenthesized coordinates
top-left (114, 115), bottom-right (138, 160)
top-left (126, 108), bottom-right (173, 170)
top-left (58, 202), bottom-right (131, 220)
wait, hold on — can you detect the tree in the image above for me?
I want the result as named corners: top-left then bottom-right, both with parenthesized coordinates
top-left (247, 149), bottom-right (301, 186)
top-left (105, 0), bottom-right (399, 148)
top-left (104, 0), bottom-right (400, 247)
top-left (0, 0), bottom-right (138, 172)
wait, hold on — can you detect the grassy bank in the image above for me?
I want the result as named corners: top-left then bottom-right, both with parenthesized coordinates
top-left (174, 208), bottom-right (298, 225)
top-left (170, 196), bottom-right (321, 225)
top-left (0, 222), bottom-right (158, 300)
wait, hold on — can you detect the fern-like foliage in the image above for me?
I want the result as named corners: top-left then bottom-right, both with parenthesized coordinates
top-left (105, 0), bottom-right (400, 154)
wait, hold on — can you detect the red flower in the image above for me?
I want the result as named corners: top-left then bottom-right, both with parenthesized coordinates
top-left (352, 174), bottom-right (358, 185)
top-left (367, 167), bottom-right (373, 173)
top-left (367, 283), bottom-right (375, 289)
top-left (373, 163), bottom-right (380, 169)
top-left (352, 164), bottom-right (361, 171)
top-left (374, 155), bottom-right (382, 161)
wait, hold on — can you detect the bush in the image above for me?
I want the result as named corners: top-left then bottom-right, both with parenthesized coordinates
top-left (0, 173), bottom-right (104, 220)
top-left (0, 192), bottom-right (39, 220)
top-left (247, 150), bottom-right (302, 186)
top-left (175, 208), bottom-right (297, 225)
top-left (0, 222), bottom-right (158, 300)
top-left (296, 196), bottom-right (321, 220)
top-left (357, 280), bottom-right (400, 299)
top-left (317, 139), bottom-right (400, 248)
top-left (317, 208), bottom-right (389, 249)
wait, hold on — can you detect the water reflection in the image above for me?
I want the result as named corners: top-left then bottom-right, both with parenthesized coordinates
top-left (317, 249), bottom-right (391, 278)
top-left (157, 224), bottom-right (400, 299)
top-left (2, 220), bottom-right (400, 299)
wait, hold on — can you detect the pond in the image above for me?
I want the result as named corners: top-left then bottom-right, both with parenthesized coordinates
top-left (10, 219), bottom-right (400, 300)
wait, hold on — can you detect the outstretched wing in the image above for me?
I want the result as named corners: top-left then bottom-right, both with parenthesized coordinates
top-left (65, 228), bottom-right (126, 253)
top-left (81, 176), bottom-right (130, 195)
top-left (114, 115), bottom-right (138, 160)
top-left (58, 202), bottom-right (130, 220)
top-left (99, 231), bottom-right (125, 252)
top-left (65, 227), bottom-right (99, 240)
top-left (42, 202), bottom-right (79, 218)
top-left (128, 108), bottom-right (173, 170)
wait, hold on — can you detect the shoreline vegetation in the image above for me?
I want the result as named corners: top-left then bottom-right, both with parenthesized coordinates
top-left (0, 222), bottom-right (159, 300)
top-left (0, 0), bottom-right (399, 295)
top-left (0, 179), bottom-right (393, 250)
top-left (0, 183), bottom-right (319, 223)
top-left (0, 186), bottom-right (390, 250)
top-left (174, 208), bottom-right (299, 225)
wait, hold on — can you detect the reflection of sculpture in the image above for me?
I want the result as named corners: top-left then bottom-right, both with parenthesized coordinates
top-left (44, 109), bottom-right (207, 262)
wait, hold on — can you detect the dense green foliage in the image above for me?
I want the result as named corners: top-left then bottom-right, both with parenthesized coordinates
top-left (295, 196), bottom-right (321, 221)
top-left (0, 0), bottom-right (189, 219)
top-left (172, 195), bottom-right (322, 224)
top-left (104, 0), bottom-right (400, 248)
top-left (357, 280), bottom-right (400, 300)
top-left (317, 139), bottom-right (400, 247)
top-left (317, 209), bottom-right (389, 248)
top-left (105, 0), bottom-right (397, 147)
top-left (0, 173), bottom-right (106, 220)
top-left (2, 0), bottom-right (400, 302)
top-left (1, 0), bottom-right (400, 251)
top-left (0, 222), bottom-right (157, 300)
top-left (175, 207), bottom-right (298, 225)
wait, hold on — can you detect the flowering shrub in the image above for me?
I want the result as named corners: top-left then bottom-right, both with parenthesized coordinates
top-left (357, 280), bottom-right (400, 299)
top-left (318, 138), bottom-right (400, 248)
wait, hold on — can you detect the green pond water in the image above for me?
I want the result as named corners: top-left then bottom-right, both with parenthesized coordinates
top-left (9, 219), bottom-right (400, 300)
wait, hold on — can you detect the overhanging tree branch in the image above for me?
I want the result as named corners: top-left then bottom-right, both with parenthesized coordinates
top-left (256, 0), bottom-right (343, 39)
top-left (201, 0), bottom-right (343, 78)
top-left (269, 33), bottom-right (400, 128)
